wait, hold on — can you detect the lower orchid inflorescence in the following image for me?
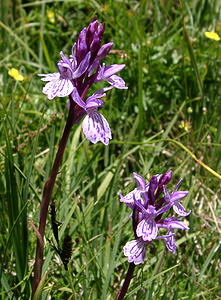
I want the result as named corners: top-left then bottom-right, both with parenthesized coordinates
top-left (119, 170), bottom-right (191, 265)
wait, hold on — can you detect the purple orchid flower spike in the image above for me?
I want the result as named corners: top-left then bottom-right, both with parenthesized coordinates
top-left (38, 18), bottom-right (127, 144)
top-left (120, 170), bottom-right (191, 265)
top-left (71, 87), bottom-right (111, 145)
top-left (34, 18), bottom-right (128, 297)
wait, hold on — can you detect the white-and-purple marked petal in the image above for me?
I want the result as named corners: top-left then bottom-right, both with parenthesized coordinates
top-left (123, 239), bottom-right (147, 265)
top-left (136, 217), bottom-right (158, 241)
top-left (82, 110), bottom-right (112, 145)
top-left (42, 78), bottom-right (74, 100)
top-left (173, 201), bottom-right (191, 216)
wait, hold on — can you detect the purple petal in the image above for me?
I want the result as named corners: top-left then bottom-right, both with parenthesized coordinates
top-left (148, 176), bottom-right (159, 204)
top-left (136, 217), bottom-right (158, 241)
top-left (159, 217), bottom-right (189, 230)
top-left (85, 98), bottom-right (104, 109)
top-left (58, 54), bottom-right (73, 79)
top-left (123, 239), bottom-right (146, 265)
top-left (42, 78), bottom-right (74, 99)
top-left (163, 186), bottom-right (170, 202)
top-left (159, 170), bottom-right (172, 187)
top-left (82, 111), bottom-right (111, 145)
top-left (133, 172), bottom-right (146, 190)
top-left (173, 201), bottom-right (191, 216)
top-left (107, 75), bottom-right (128, 89)
top-left (76, 28), bottom-right (88, 61)
top-left (38, 73), bottom-right (60, 82)
top-left (60, 51), bottom-right (72, 65)
top-left (71, 87), bottom-right (86, 109)
top-left (156, 203), bottom-right (173, 216)
top-left (87, 91), bottom-right (106, 100)
top-left (96, 42), bottom-right (113, 60)
top-left (89, 31), bottom-right (100, 54)
top-left (119, 188), bottom-right (144, 210)
top-left (164, 231), bottom-right (176, 254)
top-left (72, 51), bottom-right (91, 78)
top-left (170, 191), bottom-right (189, 202)
top-left (119, 191), bottom-right (135, 209)
top-left (70, 43), bottom-right (77, 69)
top-left (96, 64), bottom-right (125, 81)
top-left (173, 178), bottom-right (183, 192)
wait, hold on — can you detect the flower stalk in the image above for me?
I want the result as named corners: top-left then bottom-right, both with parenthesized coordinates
top-left (115, 263), bottom-right (135, 300)
top-left (32, 102), bottom-right (76, 297)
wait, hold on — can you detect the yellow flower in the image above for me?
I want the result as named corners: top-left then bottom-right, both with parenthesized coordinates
top-left (179, 120), bottom-right (190, 132)
top-left (47, 11), bottom-right (55, 23)
top-left (204, 31), bottom-right (220, 41)
top-left (8, 68), bottom-right (24, 81)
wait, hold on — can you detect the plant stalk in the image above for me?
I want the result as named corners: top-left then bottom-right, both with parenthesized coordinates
top-left (32, 104), bottom-right (76, 298)
top-left (115, 263), bottom-right (135, 300)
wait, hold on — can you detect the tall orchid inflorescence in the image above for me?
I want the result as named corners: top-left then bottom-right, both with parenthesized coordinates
top-left (119, 170), bottom-right (191, 265)
top-left (39, 18), bottom-right (127, 145)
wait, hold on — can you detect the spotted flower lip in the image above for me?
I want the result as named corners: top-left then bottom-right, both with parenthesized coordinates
top-left (120, 171), bottom-right (191, 264)
top-left (123, 238), bottom-right (147, 265)
top-left (71, 87), bottom-right (112, 145)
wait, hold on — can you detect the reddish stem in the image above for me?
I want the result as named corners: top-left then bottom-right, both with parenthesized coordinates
top-left (32, 105), bottom-right (76, 298)
top-left (115, 263), bottom-right (135, 300)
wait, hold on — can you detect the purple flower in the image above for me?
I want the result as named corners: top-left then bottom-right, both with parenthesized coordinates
top-left (123, 238), bottom-right (147, 265)
top-left (156, 230), bottom-right (176, 254)
top-left (38, 18), bottom-right (127, 144)
top-left (39, 51), bottom-right (91, 100)
top-left (164, 230), bottom-right (176, 254)
top-left (163, 179), bottom-right (191, 216)
top-left (95, 63), bottom-right (128, 89)
top-left (157, 216), bottom-right (190, 231)
top-left (119, 172), bottom-right (148, 209)
top-left (120, 171), bottom-right (191, 264)
top-left (71, 87), bottom-right (111, 145)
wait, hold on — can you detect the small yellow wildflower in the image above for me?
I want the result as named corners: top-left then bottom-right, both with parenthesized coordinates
top-left (204, 31), bottom-right (220, 41)
top-left (47, 11), bottom-right (55, 23)
top-left (101, 4), bottom-right (108, 12)
top-left (8, 68), bottom-right (24, 81)
top-left (179, 120), bottom-right (190, 132)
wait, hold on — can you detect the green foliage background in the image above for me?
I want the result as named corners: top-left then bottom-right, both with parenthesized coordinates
top-left (0, 0), bottom-right (221, 299)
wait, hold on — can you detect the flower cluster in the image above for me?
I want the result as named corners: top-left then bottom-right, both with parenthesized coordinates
top-left (119, 170), bottom-right (191, 265)
top-left (39, 18), bottom-right (127, 145)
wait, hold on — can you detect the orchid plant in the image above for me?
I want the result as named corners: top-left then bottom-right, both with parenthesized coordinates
top-left (116, 170), bottom-right (191, 299)
top-left (32, 18), bottom-right (127, 298)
